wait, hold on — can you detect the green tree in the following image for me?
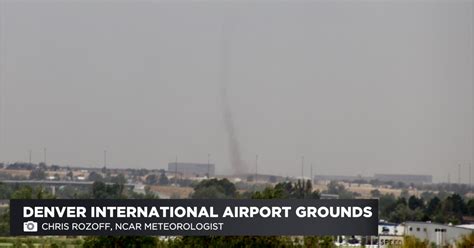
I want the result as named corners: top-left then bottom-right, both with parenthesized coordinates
top-left (145, 174), bottom-right (158, 185)
top-left (253, 180), bottom-right (319, 200)
top-left (370, 189), bottom-right (381, 198)
top-left (408, 195), bottom-right (424, 210)
top-left (88, 171), bottom-right (103, 182)
top-left (92, 181), bottom-right (125, 199)
top-left (425, 197), bottom-right (441, 216)
top-left (387, 198), bottom-right (424, 223)
top-left (0, 183), bottom-right (13, 199)
top-left (325, 181), bottom-right (355, 199)
top-left (252, 186), bottom-right (285, 199)
top-left (158, 171), bottom-right (169, 185)
top-left (11, 185), bottom-right (54, 200)
top-left (29, 168), bottom-right (46, 180)
top-left (467, 198), bottom-right (474, 215)
top-left (440, 194), bottom-right (466, 224)
top-left (379, 193), bottom-right (397, 219)
top-left (0, 207), bottom-right (9, 236)
top-left (83, 236), bottom-right (157, 248)
top-left (388, 204), bottom-right (411, 223)
top-left (191, 179), bottom-right (236, 199)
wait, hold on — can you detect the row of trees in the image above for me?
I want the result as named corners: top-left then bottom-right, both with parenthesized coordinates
top-left (3, 176), bottom-right (474, 247)
top-left (324, 181), bottom-right (360, 199)
top-left (378, 193), bottom-right (472, 224)
top-left (144, 171), bottom-right (169, 186)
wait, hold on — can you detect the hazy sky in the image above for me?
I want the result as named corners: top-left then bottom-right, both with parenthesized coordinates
top-left (0, 1), bottom-right (472, 182)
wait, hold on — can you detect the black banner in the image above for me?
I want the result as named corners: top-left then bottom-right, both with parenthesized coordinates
top-left (10, 199), bottom-right (378, 236)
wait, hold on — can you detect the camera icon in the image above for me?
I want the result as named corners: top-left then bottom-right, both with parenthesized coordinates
top-left (23, 221), bottom-right (38, 232)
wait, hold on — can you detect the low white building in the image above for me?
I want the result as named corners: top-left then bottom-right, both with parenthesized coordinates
top-left (336, 221), bottom-right (473, 247)
top-left (379, 221), bottom-right (405, 236)
top-left (335, 222), bottom-right (404, 247)
top-left (404, 221), bottom-right (473, 247)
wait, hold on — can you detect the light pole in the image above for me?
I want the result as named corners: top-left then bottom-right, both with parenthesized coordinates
top-left (301, 156), bottom-right (304, 180)
top-left (470, 162), bottom-right (472, 188)
top-left (458, 164), bottom-right (461, 184)
top-left (104, 150), bottom-right (107, 168)
top-left (207, 153), bottom-right (211, 178)
top-left (255, 154), bottom-right (258, 183)
top-left (175, 156), bottom-right (178, 186)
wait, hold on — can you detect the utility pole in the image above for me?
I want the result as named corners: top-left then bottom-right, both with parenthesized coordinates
top-left (104, 150), bottom-right (107, 168)
top-left (458, 164), bottom-right (461, 184)
top-left (175, 156), bottom-right (178, 186)
top-left (207, 153), bottom-right (211, 178)
top-left (301, 156), bottom-right (304, 180)
top-left (43, 147), bottom-right (47, 165)
top-left (28, 150), bottom-right (32, 164)
top-left (310, 163), bottom-right (313, 185)
top-left (448, 173), bottom-right (451, 185)
top-left (470, 162), bottom-right (472, 188)
top-left (255, 154), bottom-right (258, 183)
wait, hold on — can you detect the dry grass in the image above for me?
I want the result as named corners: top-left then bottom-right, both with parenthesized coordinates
top-left (148, 185), bottom-right (194, 199)
top-left (0, 168), bottom-right (30, 178)
top-left (313, 181), bottom-right (420, 198)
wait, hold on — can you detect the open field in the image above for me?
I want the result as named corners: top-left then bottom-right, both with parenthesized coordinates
top-left (148, 185), bottom-right (194, 199)
top-left (0, 169), bottom-right (30, 179)
top-left (313, 181), bottom-right (421, 198)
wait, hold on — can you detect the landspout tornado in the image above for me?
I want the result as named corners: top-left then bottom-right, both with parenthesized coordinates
top-left (220, 27), bottom-right (246, 175)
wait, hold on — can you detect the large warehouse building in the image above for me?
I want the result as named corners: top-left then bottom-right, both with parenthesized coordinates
top-left (374, 173), bottom-right (432, 184)
top-left (168, 162), bottom-right (215, 177)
